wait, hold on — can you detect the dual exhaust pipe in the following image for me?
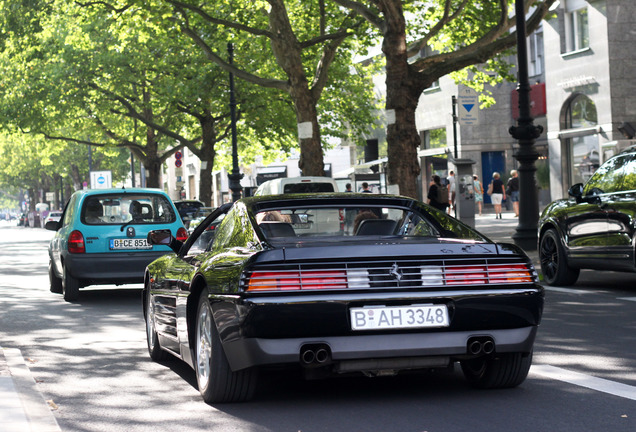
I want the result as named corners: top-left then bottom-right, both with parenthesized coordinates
top-left (467, 336), bottom-right (495, 356)
top-left (300, 344), bottom-right (331, 366)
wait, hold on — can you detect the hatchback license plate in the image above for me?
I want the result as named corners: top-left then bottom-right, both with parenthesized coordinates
top-left (110, 238), bottom-right (152, 250)
top-left (350, 304), bottom-right (449, 330)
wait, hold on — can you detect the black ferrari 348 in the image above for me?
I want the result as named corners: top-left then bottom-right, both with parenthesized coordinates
top-left (143, 194), bottom-right (543, 403)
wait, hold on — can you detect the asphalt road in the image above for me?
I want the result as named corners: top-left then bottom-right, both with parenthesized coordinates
top-left (1, 221), bottom-right (635, 432)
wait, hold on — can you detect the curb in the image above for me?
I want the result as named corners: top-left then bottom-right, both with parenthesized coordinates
top-left (0, 347), bottom-right (61, 432)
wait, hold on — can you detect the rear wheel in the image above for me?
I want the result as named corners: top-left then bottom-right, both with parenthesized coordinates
top-left (461, 351), bottom-right (533, 389)
top-left (145, 285), bottom-right (170, 362)
top-left (49, 261), bottom-right (62, 294)
top-left (195, 292), bottom-right (257, 403)
top-left (62, 264), bottom-right (80, 302)
top-left (539, 229), bottom-right (579, 286)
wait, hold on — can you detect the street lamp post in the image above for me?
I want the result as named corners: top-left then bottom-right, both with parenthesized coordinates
top-left (509, 0), bottom-right (543, 251)
top-left (227, 42), bottom-right (244, 202)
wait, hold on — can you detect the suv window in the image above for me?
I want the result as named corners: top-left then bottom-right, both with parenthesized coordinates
top-left (81, 193), bottom-right (176, 225)
top-left (583, 154), bottom-right (630, 195)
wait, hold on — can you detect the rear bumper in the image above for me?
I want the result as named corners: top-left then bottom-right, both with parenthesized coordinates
top-left (64, 251), bottom-right (169, 286)
top-left (222, 326), bottom-right (538, 371)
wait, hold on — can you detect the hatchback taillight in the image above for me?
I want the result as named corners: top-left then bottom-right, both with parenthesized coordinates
top-left (176, 227), bottom-right (188, 242)
top-left (68, 230), bottom-right (85, 254)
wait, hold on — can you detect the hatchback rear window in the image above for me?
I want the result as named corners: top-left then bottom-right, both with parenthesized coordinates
top-left (81, 194), bottom-right (177, 225)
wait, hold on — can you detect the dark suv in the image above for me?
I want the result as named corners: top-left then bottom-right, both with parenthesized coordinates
top-left (538, 146), bottom-right (636, 285)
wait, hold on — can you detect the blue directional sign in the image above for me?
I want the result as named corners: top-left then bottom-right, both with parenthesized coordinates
top-left (458, 88), bottom-right (479, 125)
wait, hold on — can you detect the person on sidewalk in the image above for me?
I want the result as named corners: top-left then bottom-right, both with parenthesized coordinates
top-left (488, 172), bottom-right (506, 219)
top-left (447, 171), bottom-right (456, 215)
top-left (473, 175), bottom-right (483, 216)
top-left (427, 175), bottom-right (450, 212)
top-left (507, 170), bottom-right (520, 217)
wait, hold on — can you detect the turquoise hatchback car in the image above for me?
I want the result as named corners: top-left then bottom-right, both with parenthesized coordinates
top-left (46, 188), bottom-right (187, 301)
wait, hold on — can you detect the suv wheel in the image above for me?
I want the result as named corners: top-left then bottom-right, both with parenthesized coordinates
top-left (539, 229), bottom-right (580, 286)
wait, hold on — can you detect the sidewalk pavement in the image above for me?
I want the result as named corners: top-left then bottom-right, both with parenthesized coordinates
top-left (0, 211), bottom-right (536, 432)
top-left (0, 347), bottom-right (61, 432)
top-left (473, 211), bottom-right (540, 267)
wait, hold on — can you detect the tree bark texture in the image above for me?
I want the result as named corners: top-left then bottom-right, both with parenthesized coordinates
top-left (381, 1), bottom-right (425, 198)
top-left (268, 0), bottom-right (324, 176)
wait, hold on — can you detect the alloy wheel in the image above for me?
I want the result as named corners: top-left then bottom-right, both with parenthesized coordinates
top-left (196, 301), bottom-right (212, 387)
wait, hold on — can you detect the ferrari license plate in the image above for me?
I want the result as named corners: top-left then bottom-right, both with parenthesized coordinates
top-left (350, 304), bottom-right (449, 330)
top-left (110, 238), bottom-right (152, 250)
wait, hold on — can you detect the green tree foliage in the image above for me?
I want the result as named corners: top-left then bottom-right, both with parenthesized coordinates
top-left (335, 0), bottom-right (558, 198)
top-left (155, 0), bottom-right (381, 176)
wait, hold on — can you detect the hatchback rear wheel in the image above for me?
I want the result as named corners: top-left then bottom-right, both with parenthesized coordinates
top-left (49, 261), bottom-right (62, 294)
top-left (62, 264), bottom-right (80, 302)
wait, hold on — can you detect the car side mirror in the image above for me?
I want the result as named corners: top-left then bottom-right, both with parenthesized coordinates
top-left (568, 183), bottom-right (584, 203)
top-left (148, 229), bottom-right (182, 253)
top-left (148, 229), bottom-right (173, 245)
top-left (44, 220), bottom-right (60, 231)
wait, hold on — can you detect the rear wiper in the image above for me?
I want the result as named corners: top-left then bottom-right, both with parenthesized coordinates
top-left (120, 220), bottom-right (137, 232)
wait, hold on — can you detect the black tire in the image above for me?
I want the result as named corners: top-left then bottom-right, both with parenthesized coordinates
top-left (144, 286), bottom-right (170, 362)
top-left (195, 292), bottom-right (258, 403)
top-left (62, 264), bottom-right (80, 302)
top-left (461, 351), bottom-right (533, 389)
top-left (49, 261), bottom-right (63, 294)
top-left (539, 229), bottom-right (580, 286)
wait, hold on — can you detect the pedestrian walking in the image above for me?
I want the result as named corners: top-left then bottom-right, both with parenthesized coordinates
top-left (507, 170), bottom-right (520, 217)
top-left (487, 172), bottom-right (506, 219)
top-left (447, 171), bottom-right (456, 214)
top-left (427, 175), bottom-right (450, 212)
top-left (473, 175), bottom-right (483, 216)
top-left (361, 182), bottom-right (372, 193)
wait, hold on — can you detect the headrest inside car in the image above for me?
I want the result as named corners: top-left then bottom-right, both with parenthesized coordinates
top-left (259, 222), bottom-right (296, 238)
top-left (355, 219), bottom-right (397, 236)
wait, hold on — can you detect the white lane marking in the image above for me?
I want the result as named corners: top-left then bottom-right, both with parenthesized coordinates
top-left (618, 297), bottom-right (636, 302)
top-left (532, 364), bottom-right (636, 401)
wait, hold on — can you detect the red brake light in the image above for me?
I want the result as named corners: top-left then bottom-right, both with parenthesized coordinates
top-left (247, 270), bottom-right (347, 292)
top-left (446, 266), bottom-right (487, 285)
top-left (68, 230), bottom-right (85, 254)
top-left (176, 227), bottom-right (188, 242)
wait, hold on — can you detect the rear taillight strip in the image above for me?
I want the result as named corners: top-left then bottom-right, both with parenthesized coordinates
top-left (244, 260), bottom-right (536, 292)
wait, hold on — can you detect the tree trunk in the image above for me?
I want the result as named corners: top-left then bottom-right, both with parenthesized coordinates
top-left (197, 115), bottom-right (216, 206)
top-left (268, 0), bottom-right (325, 177)
top-left (70, 164), bottom-right (83, 191)
top-left (144, 159), bottom-right (162, 189)
top-left (295, 97), bottom-right (324, 176)
top-left (382, 2), bottom-right (423, 199)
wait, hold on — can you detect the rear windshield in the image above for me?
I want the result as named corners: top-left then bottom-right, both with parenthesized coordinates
top-left (81, 193), bottom-right (177, 225)
top-left (283, 183), bottom-right (335, 193)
